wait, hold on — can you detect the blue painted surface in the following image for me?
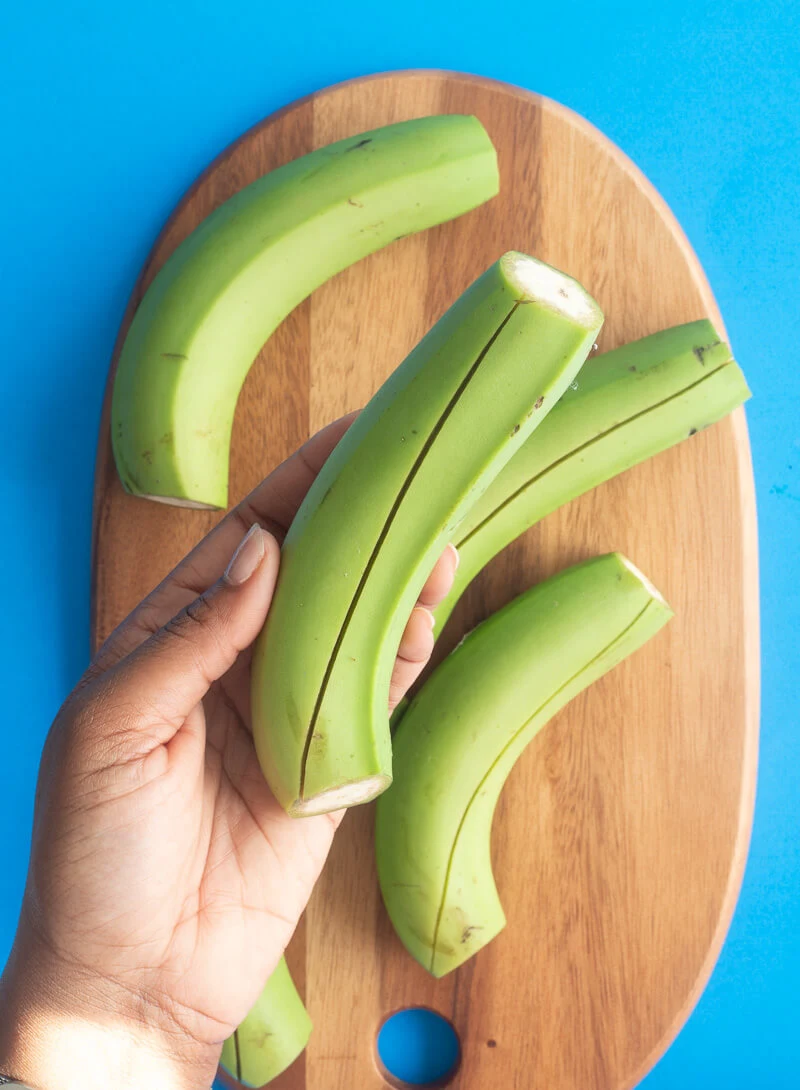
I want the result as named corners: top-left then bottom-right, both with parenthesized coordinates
top-left (0, 2), bottom-right (797, 1087)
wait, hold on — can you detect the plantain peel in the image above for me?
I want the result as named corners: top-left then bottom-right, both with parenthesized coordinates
top-left (219, 957), bottom-right (310, 1087)
top-left (376, 553), bottom-right (673, 977)
top-left (252, 253), bottom-right (603, 815)
top-left (432, 319), bottom-right (751, 636)
top-left (111, 114), bottom-right (500, 509)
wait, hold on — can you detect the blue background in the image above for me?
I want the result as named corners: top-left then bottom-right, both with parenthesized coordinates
top-left (1, 2), bottom-right (797, 1087)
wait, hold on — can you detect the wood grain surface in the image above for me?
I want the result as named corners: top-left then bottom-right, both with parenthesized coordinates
top-left (91, 71), bottom-right (759, 1090)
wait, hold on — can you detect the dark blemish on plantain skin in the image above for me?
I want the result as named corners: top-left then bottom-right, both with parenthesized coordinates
top-left (693, 340), bottom-right (721, 365)
top-left (534, 396), bottom-right (544, 409)
top-left (689, 427), bottom-right (698, 436)
top-left (461, 924), bottom-right (483, 943)
top-left (161, 352), bottom-right (187, 360)
top-left (141, 450), bottom-right (153, 464)
top-left (348, 198), bottom-right (363, 207)
top-left (512, 424), bottom-right (520, 435)
top-left (629, 365), bottom-right (637, 372)
top-left (346, 138), bottom-right (372, 152)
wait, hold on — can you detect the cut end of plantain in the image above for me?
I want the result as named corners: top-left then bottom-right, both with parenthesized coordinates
top-left (289, 773), bottom-right (392, 817)
top-left (618, 553), bottom-right (671, 608)
top-left (138, 493), bottom-right (220, 510)
top-left (500, 251), bottom-right (603, 328)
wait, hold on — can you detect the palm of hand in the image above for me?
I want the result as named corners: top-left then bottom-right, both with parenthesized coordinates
top-left (39, 685), bottom-right (318, 1031)
top-left (28, 591), bottom-right (339, 1048)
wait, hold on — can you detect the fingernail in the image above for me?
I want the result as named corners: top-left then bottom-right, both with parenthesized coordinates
top-left (224, 524), bottom-right (266, 585)
top-left (414, 607), bottom-right (435, 630)
top-left (447, 542), bottom-right (461, 571)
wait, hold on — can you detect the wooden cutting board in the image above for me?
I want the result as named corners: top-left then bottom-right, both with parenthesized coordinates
top-left (91, 71), bottom-right (759, 1090)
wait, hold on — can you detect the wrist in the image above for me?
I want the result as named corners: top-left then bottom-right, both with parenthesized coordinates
top-left (0, 1012), bottom-right (217, 1090)
top-left (0, 933), bottom-right (220, 1090)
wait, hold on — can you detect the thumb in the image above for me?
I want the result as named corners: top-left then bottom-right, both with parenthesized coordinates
top-left (112, 524), bottom-right (280, 726)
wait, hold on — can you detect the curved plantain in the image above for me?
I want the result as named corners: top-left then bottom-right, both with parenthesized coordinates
top-left (218, 957), bottom-right (311, 1088)
top-left (432, 320), bottom-right (750, 635)
top-left (252, 252), bottom-right (603, 815)
top-left (111, 114), bottom-right (499, 509)
top-left (376, 553), bottom-right (672, 977)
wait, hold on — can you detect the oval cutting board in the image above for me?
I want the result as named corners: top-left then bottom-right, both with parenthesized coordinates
top-left (91, 71), bottom-right (759, 1090)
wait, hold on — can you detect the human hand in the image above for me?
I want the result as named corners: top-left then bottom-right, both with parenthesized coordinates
top-left (0, 415), bottom-right (459, 1090)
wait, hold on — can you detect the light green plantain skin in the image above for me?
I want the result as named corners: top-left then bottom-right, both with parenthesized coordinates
top-left (432, 320), bottom-right (751, 637)
top-left (219, 957), bottom-right (311, 1088)
top-left (376, 553), bottom-right (673, 978)
top-left (252, 253), bottom-right (604, 816)
top-left (111, 114), bottom-right (499, 509)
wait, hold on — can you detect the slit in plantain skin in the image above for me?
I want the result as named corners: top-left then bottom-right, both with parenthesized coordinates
top-left (297, 304), bottom-right (522, 802)
top-left (428, 597), bottom-right (657, 974)
top-left (233, 1027), bottom-right (242, 1082)
top-left (456, 360), bottom-right (738, 549)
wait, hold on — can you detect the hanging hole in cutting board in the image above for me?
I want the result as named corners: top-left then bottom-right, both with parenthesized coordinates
top-left (376, 1007), bottom-right (462, 1087)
